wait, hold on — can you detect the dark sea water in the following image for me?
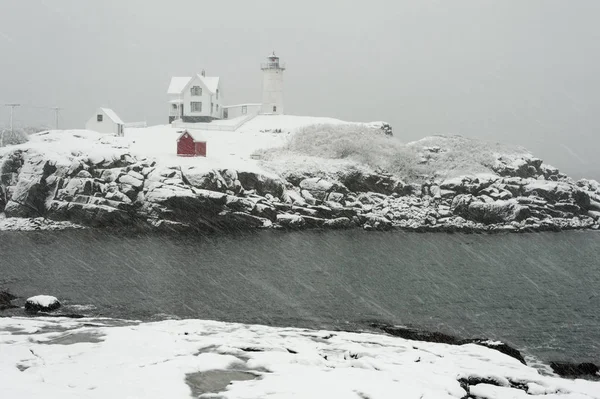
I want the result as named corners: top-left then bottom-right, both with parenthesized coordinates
top-left (1, 228), bottom-right (599, 365)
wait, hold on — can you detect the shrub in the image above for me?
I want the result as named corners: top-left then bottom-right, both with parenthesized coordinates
top-left (256, 124), bottom-right (527, 183)
top-left (0, 128), bottom-right (30, 147)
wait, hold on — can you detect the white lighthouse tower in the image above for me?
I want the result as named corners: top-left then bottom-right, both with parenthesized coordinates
top-left (261, 51), bottom-right (285, 115)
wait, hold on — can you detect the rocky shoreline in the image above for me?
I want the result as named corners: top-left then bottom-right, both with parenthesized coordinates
top-left (1, 144), bottom-right (600, 234)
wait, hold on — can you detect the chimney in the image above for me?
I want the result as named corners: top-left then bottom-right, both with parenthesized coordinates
top-left (201, 69), bottom-right (206, 77)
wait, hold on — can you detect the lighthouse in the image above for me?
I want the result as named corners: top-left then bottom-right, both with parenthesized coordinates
top-left (261, 52), bottom-right (285, 115)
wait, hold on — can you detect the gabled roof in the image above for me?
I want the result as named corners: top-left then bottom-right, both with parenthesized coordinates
top-left (176, 130), bottom-right (206, 142)
top-left (200, 76), bottom-right (219, 94)
top-left (167, 77), bottom-right (192, 95)
top-left (100, 108), bottom-right (124, 124)
top-left (168, 75), bottom-right (220, 95)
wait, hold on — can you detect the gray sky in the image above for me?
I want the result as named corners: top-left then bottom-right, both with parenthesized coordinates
top-left (1, 0), bottom-right (599, 179)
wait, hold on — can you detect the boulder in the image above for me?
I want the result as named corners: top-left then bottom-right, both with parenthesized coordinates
top-left (251, 204), bottom-right (277, 221)
top-left (219, 211), bottom-right (266, 230)
top-left (282, 189), bottom-right (306, 205)
top-left (0, 290), bottom-right (17, 310)
top-left (127, 170), bottom-right (144, 181)
top-left (359, 213), bottom-right (392, 230)
top-left (452, 195), bottom-right (530, 224)
top-left (118, 174), bottom-right (144, 189)
top-left (182, 167), bottom-right (227, 192)
top-left (25, 295), bottom-right (61, 312)
top-left (323, 217), bottom-right (355, 229)
top-left (340, 170), bottom-right (407, 196)
top-left (550, 362), bottom-right (600, 379)
top-left (46, 201), bottom-right (133, 227)
top-left (277, 214), bottom-right (305, 228)
top-left (493, 156), bottom-right (542, 178)
top-left (4, 155), bottom-right (58, 217)
top-left (237, 171), bottom-right (285, 197)
top-left (298, 177), bottom-right (347, 201)
top-left (220, 169), bottom-right (239, 191)
top-left (302, 216), bottom-right (326, 228)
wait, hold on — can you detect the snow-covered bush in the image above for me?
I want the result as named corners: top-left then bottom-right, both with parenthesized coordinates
top-left (0, 128), bottom-right (30, 147)
top-left (256, 124), bottom-right (529, 182)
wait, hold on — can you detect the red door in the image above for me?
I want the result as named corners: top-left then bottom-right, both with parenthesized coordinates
top-left (195, 142), bottom-right (206, 157)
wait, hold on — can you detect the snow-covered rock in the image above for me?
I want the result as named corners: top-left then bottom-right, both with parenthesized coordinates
top-left (24, 295), bottom-right (61, 312)
top-left (0, 317), bottom-right (598, 399)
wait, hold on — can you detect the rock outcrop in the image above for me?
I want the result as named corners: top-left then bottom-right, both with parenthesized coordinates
top-left (1, 143), bottom-right (599, 233)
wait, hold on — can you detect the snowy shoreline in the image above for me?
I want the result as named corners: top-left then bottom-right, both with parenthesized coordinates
top-left (1, 316), bottom-right (599, 398)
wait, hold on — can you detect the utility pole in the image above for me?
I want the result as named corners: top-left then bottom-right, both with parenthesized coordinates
top-left (1, 103), bottom-right (20, 147)
top-left (51, 107), bottom-right (62, 129)
top-left (5, 103), bottom-right (20, 134)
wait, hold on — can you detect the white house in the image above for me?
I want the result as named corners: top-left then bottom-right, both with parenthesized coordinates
top-left (167, 71), bottom-right (223, 123)
top-left (167, 53), bottom-right (286, 125)
top-left (85, 108), bottom-right (124, 136)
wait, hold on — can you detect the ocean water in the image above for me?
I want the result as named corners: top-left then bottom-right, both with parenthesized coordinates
top-left (1, 228), bottom-right (599, 364)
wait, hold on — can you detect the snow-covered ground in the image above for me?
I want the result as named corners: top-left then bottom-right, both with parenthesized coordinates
top-left (125, 115), bottom-right (350, 174)
top-left (1, 317), bottom-right (598, 398)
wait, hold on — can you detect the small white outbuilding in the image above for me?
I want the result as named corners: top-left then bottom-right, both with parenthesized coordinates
top-left (85, 108), bottom-right (125, 136)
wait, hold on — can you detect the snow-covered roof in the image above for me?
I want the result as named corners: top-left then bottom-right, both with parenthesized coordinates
top-left (167, 75), bottom-right (220, 95)
top-left (100, 108), bottom-right (124, 124)
top-left (167, 77), bottom-right (192, 95)
top-left (199, 76), bottom-right (219, 94)
top-left (168, 99), bottom-right (183, 104)
top-left (176, 129), bottom-right (206, 142)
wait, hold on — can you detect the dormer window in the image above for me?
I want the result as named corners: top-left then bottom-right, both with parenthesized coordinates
top-left (191, 86), bottom-right (202, 96)
top-left (216, 89), bottom-right (219, 100)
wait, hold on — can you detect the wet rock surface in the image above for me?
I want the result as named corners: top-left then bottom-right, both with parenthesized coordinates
top-left (550, 362), bottom-right (600, 380)
top-left (1, 146), bottom-right (599, 233)
top-left (371, 323), bottom-right (526, 365)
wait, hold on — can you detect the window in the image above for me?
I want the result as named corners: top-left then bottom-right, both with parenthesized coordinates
top-left (97, 114), bottom-right (103, 122)
top-left (273, 106), bottom-right (277, 112)
top-left (171, 104), bottom-right (177, 110)
top-left (191, 86), bottom-right (202, 96)
top-left (191, 102), bottom-right (202, 112)
top-left (216, 104), bottom-right (219, 111)
top-left (211, 103), bottom-right (214, 113)
top-left (216, 89), bottom-right (219, 100)
top-left (242, 106), bottom-right (247, 114)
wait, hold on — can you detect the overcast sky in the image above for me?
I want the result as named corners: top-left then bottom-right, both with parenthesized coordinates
top-left (0, 0), bottom-right (599, 179)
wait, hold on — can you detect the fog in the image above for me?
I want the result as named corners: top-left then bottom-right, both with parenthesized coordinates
top-left (0, 0), bottom-right (598, 179)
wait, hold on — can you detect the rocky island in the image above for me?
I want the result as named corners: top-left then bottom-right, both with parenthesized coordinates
top-left (1, 116), bottom-right (599, 233)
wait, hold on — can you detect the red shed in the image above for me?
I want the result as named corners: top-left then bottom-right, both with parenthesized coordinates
top-left (176, 130), bottom-right (206, 157)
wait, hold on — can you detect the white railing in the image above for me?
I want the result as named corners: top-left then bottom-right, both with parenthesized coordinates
top-left (124, 121), bottom-right (147, 128)
top-left (260, 62), bottom-right (286, 70)
top-left (172, 114), bottom-right (256, 132)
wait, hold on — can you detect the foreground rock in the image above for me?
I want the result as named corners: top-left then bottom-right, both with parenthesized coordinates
top-left (371, 323), bottom-right (526, 365)
top-left (1, 317), bottom-right (599, 398)
top-left (0, 290), bottom-right (17, 310)
top-left (551, 362), bottom-right (600, 380)
top-left (25, 295), bottom-right (61, 313)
